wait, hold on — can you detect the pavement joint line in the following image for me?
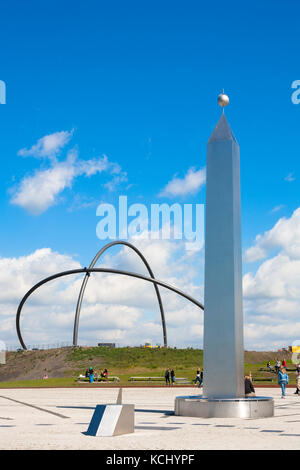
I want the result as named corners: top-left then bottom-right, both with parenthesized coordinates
top-left (260, 430), bottom-right (284, 433)
top-left (0, 395), bottom-right (69, 419)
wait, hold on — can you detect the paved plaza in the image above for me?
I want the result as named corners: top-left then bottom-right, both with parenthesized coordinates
top-left (0, 387), bottom-right (300, 450)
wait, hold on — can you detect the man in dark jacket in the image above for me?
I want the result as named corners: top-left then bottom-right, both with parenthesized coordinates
top-left (165, 368), bottom-right (170, 386)
top-left (245, 375), bottom-right (256, 397)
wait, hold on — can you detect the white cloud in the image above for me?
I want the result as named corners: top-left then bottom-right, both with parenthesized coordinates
top-left (103, 174), bottom-right (128, 192)
top-left (244, 207), bottom-right (300, 262)
top-left (5, 207), bottom-right (300, 351)
top-left (243, 206), bottom-right (300, 349)
top-left (159, 167), bottom-right (206, 198)
top-left (284, 172), bottom-right (295, 182)
top-left (11, 134), bottom-right (127, 214)
top-left (0, 237), bottom-right (204, 349)
top-left (271, 205), bottom-right (285, 213)
top-left (0, 248), bottom-right (81, 305)
top-left (18, 130), bottom-right (74, 162)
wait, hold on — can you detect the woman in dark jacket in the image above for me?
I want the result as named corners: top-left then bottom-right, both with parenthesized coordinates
top-left (170, 369), bottom-right (175, 386)
top-left (245, 375), bottom-right (255, 397)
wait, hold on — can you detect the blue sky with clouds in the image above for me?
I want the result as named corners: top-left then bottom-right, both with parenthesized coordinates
top-left (0, 1), bottom-right (300, 349)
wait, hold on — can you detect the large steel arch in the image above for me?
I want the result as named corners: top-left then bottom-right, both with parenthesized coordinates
top-left (73, 241), bottom-right (167, 348)
top-left (16, 267), bottom-right (204, 350)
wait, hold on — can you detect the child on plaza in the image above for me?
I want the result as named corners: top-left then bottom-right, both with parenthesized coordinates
top-left (278, 367), bottom-right (289, 398)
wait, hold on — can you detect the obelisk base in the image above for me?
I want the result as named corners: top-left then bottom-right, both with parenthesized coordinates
top-left (174, 395), bottom-right (274, 419)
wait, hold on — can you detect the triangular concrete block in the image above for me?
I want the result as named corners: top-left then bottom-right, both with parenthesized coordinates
top-left (86, 404), bottom-right (134, 436)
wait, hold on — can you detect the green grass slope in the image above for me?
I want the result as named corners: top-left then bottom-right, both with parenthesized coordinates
top-left (0, 346), bottom-right (296, 388)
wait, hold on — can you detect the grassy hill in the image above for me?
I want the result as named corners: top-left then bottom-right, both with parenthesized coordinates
top-left (0, 346), bottom-right (295, 388)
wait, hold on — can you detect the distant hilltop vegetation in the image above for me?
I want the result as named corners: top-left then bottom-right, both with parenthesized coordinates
top-left (0, 346), bottom-right (292, 384)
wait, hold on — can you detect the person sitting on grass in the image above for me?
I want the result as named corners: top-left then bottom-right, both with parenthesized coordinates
top-left (101, 369), bottom-right (108, 381)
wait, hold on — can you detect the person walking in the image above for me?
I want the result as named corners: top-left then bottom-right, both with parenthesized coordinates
top-left (278, 367), bottom-right (289, 398)
top-left (194, 368), bottom-right (201, 386)
top-left (198, 369), bottom-right (203, 388)
top-left (165, 368), bottom-right (170, 386)
top-left (294, 367), bottom-right (300, 395)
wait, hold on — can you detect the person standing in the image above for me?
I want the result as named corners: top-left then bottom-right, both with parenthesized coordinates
top-left (245, 375), bottom-right (256, 397)
top-left (170, 368), bottom-right (175, 386)
top-left (275, 359), bottom-right (281, 373)
top-left (198, 369), bottom-right (203, 388)
top-left (282, 359), bottom-right (287, 369)
top-left (165, 368), bottom-right (170, 386)
top-left (295, 368), bottom-right (300, 395)
top-left (278, 367), bottom-right (289, 398)
top-left (194, 368), bottom-right (201, 386)
top-left (89, 366), bottom-right (94, 383)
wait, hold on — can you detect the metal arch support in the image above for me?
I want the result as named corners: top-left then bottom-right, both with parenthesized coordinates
top-left (73, 241), bottom-right (167, 348)
top-left (16, 267), bottom-right (204, 350)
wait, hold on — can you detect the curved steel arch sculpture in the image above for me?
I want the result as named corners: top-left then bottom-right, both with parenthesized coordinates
top-left (73, 241), bottom-right (167, 348)
top-left (16, 267), bottom-right (204, 350)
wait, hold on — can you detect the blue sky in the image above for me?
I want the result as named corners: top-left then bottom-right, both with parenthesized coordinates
top-left (0, 1), bottom-right (300, 349)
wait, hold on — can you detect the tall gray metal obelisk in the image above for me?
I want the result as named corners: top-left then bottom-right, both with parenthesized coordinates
top-left (203, 93), bottom-right (244, 399)
top-left (175, 93), bottom-right (274, 418)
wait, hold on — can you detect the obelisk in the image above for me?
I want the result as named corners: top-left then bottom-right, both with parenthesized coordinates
top-left (203, 92), bottom-right (244, 398)
top-left (175, 94), bottom-right (274, 417)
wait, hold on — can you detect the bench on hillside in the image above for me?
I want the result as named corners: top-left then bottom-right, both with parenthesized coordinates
top-left (77, 374), bottom-right (119, 383)
top-left (129, 376), bottom-right (190, 384)
top-left (259, 367), bottom-right (275, 373)
top-left (252, 377), bottom-right (274, 382)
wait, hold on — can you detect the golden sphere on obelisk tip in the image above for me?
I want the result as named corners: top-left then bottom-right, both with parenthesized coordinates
top-left (217, 92), bottom-right (229, 108)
